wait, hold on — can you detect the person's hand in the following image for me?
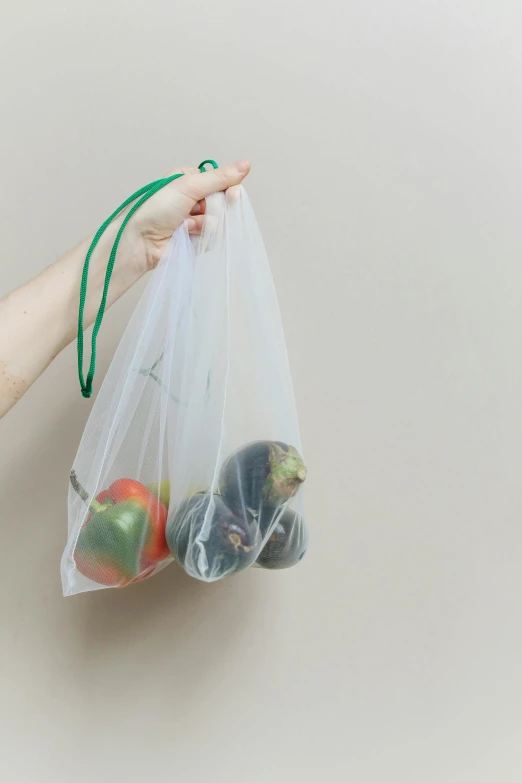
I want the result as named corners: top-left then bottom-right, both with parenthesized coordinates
top-left (0, 159), bottom-right (251, 418)
top-left (129, 160), bottom-right (251, 270)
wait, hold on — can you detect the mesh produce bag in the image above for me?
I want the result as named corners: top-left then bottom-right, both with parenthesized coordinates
top-left (61, 184), bottom-right (308, 596)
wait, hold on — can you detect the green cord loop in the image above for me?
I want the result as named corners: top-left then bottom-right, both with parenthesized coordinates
top-left (198, 159), bottom-right (219, 172)
top-left (78, 159), bottom-right (218, 398)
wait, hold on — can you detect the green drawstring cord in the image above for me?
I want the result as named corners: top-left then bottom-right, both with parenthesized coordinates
top-left (77, 159), bottom-right (219, 398)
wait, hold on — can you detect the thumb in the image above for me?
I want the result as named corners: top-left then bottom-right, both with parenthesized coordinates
top-left (179, 160), bottom-right (251, 202)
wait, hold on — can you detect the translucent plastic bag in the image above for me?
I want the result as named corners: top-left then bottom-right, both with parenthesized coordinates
top-left (61, 187), bottom-right (308, 596)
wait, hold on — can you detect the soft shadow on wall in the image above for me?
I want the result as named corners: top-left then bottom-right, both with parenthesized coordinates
top-left (0, 388), bottom-right (270, 715)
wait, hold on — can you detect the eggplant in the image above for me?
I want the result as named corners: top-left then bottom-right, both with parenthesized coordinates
top-left (256, 508), bottom-right (308, 570)
top-left (166, 493), bottom-right (258, 581)
top-left (219, 441), bottom-right (306, 515)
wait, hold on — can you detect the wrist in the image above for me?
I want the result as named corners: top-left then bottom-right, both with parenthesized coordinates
top-left (96, 213), bottom-right (150, 294)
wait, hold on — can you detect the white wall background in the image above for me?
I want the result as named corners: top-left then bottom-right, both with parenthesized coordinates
top-left (2, 1), bottom-right (522, 780)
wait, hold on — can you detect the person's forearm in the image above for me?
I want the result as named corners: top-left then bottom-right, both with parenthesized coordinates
top-left (0, 217), bottom-right (148, 418)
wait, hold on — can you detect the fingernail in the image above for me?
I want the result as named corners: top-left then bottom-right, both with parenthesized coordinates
top-left (235, 159), bottom-right (250, 173)
top-left (185, 218), bottom-right (197, 232)
top-left (191, 202), bottom-right (201, 215)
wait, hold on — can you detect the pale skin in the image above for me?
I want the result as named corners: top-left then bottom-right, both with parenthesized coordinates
top-left (0, 159), bottom-right (250, 419)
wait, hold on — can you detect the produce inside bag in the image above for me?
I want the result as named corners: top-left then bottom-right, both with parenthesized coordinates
top-left (62, 173), bottom-right (308, 595)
